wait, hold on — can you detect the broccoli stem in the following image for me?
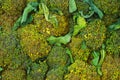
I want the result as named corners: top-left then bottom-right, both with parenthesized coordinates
top-left (97, 44), bottom-right (106, 76)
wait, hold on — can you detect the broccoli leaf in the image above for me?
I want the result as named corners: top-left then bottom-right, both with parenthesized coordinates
top-left (91, 51), bottom-right (100, 66)
top-left (73, 14), bottom-right (87, 36)
top-left (47, 33), bottom-right (71, 46)
top-left (69, 0), bottom-right (77, 13)
top-left (41, 3), bottom-right (58, 27)
top-left (66, 48), bottom-right (74, 63)
top-left (12, 15), bottom-right (33, 31)
top-left (83, 0), bottom-right (103, 19)
top-left (12, 2), bottom-right (38, 31)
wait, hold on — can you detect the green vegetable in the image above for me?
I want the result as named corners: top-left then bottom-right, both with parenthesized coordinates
top-left (12, 15), bottom-right (33, 31)
top-left (66, 48), bottom-right (74, 63)
top-left (41, 3), bottom-right (58, 27)
top-left (73, 14), bottom-right (87, 36)
top-left (69, 0), bottom-right (77, 13)
top-left (97, 44), bottom-right (106, 76)
top-left (21, 2), bottom-right (39, 23)
top-left (83, 0), bottom-right (103, 19)
top-left (91, 51), bottom-right (100, 67)
top-left (12, 2), bottom-right (39, 31)
top-left (91, 44), bottom-right (106, 76)
top-left (47, 33), bottom-right (71, 46)
top-left (108, 18), bottom-right (120, 31)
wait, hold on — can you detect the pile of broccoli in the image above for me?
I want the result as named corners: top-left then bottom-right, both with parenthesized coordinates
top-left (0, 0), bottom-right (120, 80)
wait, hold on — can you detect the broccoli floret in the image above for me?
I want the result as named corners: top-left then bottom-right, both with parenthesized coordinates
top-left (69, 37), bottom-right (90, 61)
top-left (45, 0), bottom-right (69, 15)
top-left (46, 67), bottom-right (65, 80)
top-left (1, 0), bottom-right (26, 16)
top-left (101, 55), bottom-right (120, 80)
top-left (17, 24), bottom-right (51, 61)
top-left (47, 46), bottom-right (69, 69)
top-left (94, 0), bottom-right (120, 15)
top-left (0, 13), bottom-right (18, 32)
top-left (64, 59), bottom-right (100, 80)
top-left (0, 32), bottom-right (30, 70)
top-left (1, 69), bottom-right (26, 80)
top-left (106, 30), bottom-right (120, 56)
top-left (80, 19), bottom-right (106, 50)
top-left (27, 61), bottom-right (48, 80)
top-left (33, 11), bottom-right (69, 37)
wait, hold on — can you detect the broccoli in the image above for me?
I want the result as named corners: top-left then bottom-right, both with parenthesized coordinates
top-left (27, 61), bottom-right (48, 80)
top-left (1, 0), bottom-right (26, 16)
top-left (46, 67), bottom-right (66, 80)
top-left (46, 46), bottom-right (69, 69)
top-left (64, 59), bottom-right (100, 80)
top-left (17, 24), bottom-right (51, 61)
top-left (106, 30), bottom-right (120, 57)
top-left (80, 19), bottom-right (106, 50)
top-left (2, 69), bottom-right (26, 80)
top-left (33, 8), bottom-right (69, 37)
top-left (69, 37), bottom-right (90, 61)
top-left (101, 55), bottom-right (120, 80)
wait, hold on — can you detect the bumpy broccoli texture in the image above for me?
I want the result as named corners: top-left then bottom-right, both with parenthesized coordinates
top-left (64, 59), bottom-right (100, 80)
top-left (0, 0), bottom-right (120, 80)
top-left (47, 46), bottom-right (69, 69)
top-left (2, 69), bottom-right (26, 80)
top-left (27, 61), bottom-right (48, 80)
top-left (80, 19), bottom-right (106, 50)
top-left (18, 24), bottom-right (51, 61)
top-left (106, 30), bottom-right (120, 56)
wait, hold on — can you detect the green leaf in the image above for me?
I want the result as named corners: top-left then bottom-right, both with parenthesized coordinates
top-left (66, 48), bottom-right (74, 63)
top-left (69, 0), bottom-right (77, 13)
top-left (12, 2), bottom-right (38, 31)
top-left (47, 33), bottom-right (71, 46)
top-left (91, 51), bottom-right (100, 66)
top-left (83, 0), bottom-right (103, 19)
top-left (41, 3), bottom-right (58, 27)
top-left (73, 15), bottom-right (87, 36)
top-left (21, 2), bottom-right (39, 23)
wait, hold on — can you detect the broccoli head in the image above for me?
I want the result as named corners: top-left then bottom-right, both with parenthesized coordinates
top-left (46, 67), bottom-right (65, 80)
top-left (1, 0), bottom-right (26, 16)
top-left (64, 59), bottom-right (100, 80)
top-left (0, 32), bottom-right (29, 70)
top-left (33, 12), bottom-right (69, 37)
top-left (2, 69), bottom-right (26, 80)
top-left (27, 61), bottom-right (48, 80)
top-left (106, 30), bottom-right (120, 56)
top-left (18, 24), bottom-right (51, 61)
top-left (0, 13), bottom-right (18, 32)
top-left (80, 19), bottom-right (106, 50)
top-left (101, 55), bottom-right (120, 80)
top-left (46, 46), bottom-right (69, 69)
top-left (45, 0), bottom-right (69, 15)
top-left (69, 37), bottom-right (90, 61)
top-left (93, 0), bottom-right (120, 15)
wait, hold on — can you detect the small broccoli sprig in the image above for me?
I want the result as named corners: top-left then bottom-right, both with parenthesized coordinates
top-left (91, 44), bottom-right (106, 76)
top-left (73, 14), bottom-right (87, 36)
top-left (83, 0), bottom-right (104, 19)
